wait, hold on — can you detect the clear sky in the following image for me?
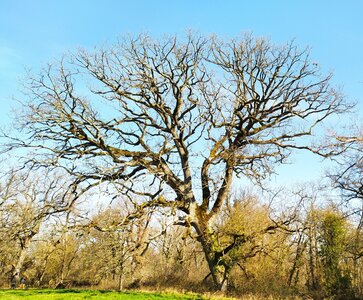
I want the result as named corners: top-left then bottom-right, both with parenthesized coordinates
top-left (0, 0), bottom-right (362, 186)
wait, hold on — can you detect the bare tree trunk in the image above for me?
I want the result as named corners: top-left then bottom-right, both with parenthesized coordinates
top-left (288, 233), bottom-right (306, 287)
top-left (191, 207), bottom-right (229, 291)
top-left (11, 236), bottom-right (31, 288)
top-left (307, 226), bottom-right (319, 291)
top-left (58, 238), bottom-right (67, 287)
top-left (118, 266), bottom-right (124, 291)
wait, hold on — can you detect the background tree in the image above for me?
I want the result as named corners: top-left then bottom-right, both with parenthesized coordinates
top-left (0, 170), bottom-right (75, 287)
top-left (80, 206), bottom-right (163, 290)
top-left (331, 129), bottom-right (363, 204)
top-left (4, 34), bottom-right (349, 290)
top-left (329, 127), bottom-right (363, 297)
top-left (0, 179), bottom-right (362, 298)
top-left (149, 223), bottom-right (205, 289)
top-left (214, 194), bottom-right (292, 292)
top-left (319, 209), bottom-right (352, 298)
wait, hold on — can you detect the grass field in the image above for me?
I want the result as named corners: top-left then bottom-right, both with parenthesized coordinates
top-left (0, 289), bottom-right (230, 300)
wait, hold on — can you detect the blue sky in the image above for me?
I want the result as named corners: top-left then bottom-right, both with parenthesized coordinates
top-left (0, 0), bottom-right (362, 185)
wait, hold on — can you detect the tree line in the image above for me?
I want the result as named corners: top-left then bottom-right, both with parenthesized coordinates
top-left (0, 176), bottom-right (362, 299)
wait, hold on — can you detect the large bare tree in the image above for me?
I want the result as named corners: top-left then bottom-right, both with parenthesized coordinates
top-left (4, 34), bottom-right (349, 289)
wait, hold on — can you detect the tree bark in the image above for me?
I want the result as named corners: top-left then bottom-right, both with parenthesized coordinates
top-left (11, 236), bottom-right (31, 288)
top-left (190, 204), bottom-right (229, 291)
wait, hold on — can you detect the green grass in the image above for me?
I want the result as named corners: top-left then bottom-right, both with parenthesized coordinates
top-left (0, 289), bottom-right (218, 300)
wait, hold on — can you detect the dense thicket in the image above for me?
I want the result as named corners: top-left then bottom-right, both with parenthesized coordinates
top-left (0, 181), bottom-right (362, 299)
